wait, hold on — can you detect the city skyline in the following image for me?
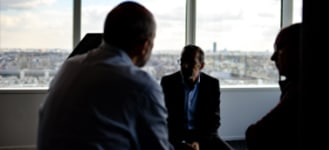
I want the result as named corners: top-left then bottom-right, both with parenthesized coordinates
top-left (0, 48), bottom-right (278, 88)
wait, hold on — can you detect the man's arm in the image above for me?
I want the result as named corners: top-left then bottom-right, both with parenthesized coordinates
top-left (210, 79), bottom-right (221, 130)
top-left (137, 83), bottom-right (174, 150)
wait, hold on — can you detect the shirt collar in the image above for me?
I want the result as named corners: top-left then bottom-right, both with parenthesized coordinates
top-left (98, 40), bottom-right (133, 66)
top-left (181, 72), bottom-right (201, 90)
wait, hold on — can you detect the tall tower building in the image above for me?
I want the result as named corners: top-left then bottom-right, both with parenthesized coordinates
top-left (213, 42), bottom-right (217, 53)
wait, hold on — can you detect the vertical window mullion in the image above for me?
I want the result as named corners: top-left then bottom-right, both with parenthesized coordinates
top-left (186, 0), bottom-right (196, 45)
top-left (281, 0), bottom-right (293, 28)
top-left (73, 0), bottom-right (81, 48)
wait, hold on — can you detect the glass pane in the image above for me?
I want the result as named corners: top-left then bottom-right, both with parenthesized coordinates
top-left (82, 0), bottom-right (185, 82)
top-left (196, 0), bottom-right (281, 86)
top-left (0, 0), bottom-right (72, 88)
top-left (293, 0), bottom-right (302, 23)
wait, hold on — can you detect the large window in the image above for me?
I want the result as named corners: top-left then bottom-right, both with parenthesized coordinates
top-left (196, 0), bottom-right (281, 85)
top-left (0, 0), bottom-right (301, 88)
top-left (0, 0), bottom-right (72, 88)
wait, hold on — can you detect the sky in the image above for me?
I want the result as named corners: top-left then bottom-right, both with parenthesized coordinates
top-left (0, 0), bottom-right (302, 52)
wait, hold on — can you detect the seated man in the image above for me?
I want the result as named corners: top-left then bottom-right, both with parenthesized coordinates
top-left (161, 44), bottom-right (232, 150)
top-left (245, 23), bottom-right (301, 150)
top-left (37, 2), bottom-right (172, 150)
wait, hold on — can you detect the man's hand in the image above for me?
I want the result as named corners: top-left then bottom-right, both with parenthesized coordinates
top-left (185, 141), bottom-right (199, 150)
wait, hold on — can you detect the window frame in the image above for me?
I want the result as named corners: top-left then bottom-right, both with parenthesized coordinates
top-left (0, 0), bottom-right (297, 91)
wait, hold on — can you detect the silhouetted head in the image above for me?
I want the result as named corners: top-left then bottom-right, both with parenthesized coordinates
top-left (179, 44), bottom-right (205, 86)
top-left (103, 1), bottom-right (156, 67)
top-left (271, 23), bottom-right (301, 81)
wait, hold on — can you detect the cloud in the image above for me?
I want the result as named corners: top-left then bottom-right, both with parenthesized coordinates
top-left (0, 0), bottom-right (284, 52)
top-left (0, 7), bottom-right (72, 49)
top-left (0, 0), bottom-right (56, 10)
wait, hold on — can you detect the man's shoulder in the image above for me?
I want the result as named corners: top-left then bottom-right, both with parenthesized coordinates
top-left (161, 71), bottom-right (180, 81)
top-left (134, 69), bottom-right (159, 86)
top-left (200, 72), bottom-right (219, 82)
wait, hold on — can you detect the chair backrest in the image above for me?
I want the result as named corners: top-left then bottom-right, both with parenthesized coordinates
top-left (68, 33), bottom-right (102, 58)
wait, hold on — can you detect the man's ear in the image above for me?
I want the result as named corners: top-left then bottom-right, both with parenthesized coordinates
top-left (140, 40), bottom-right (149, 56)
top-left (130, 40), bottom-right (148, 56)
top-left (200, 62), bottom-right (205, 70)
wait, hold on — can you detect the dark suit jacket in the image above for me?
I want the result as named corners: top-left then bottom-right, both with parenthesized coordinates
top-left (245, 79), bottom-right (299, 150)
top-left (160, 71), bottom-right (221, 145)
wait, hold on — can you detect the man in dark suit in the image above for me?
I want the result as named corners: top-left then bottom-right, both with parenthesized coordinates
top-left (161, 45), bottom-right (232, 150)
top-left (245, 23), bottom-right (301, 150)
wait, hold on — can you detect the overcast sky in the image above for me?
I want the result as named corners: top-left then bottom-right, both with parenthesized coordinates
top-left (0, 0), bottom-right (301, 52)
